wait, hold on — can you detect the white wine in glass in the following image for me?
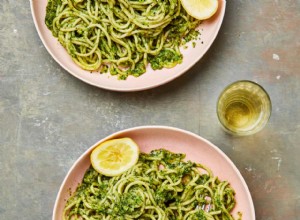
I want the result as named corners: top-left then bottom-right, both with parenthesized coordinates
top-left (217, 80), bottom-right (272, 136)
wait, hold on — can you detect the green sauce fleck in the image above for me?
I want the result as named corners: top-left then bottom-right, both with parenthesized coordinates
top-left (148, 49), bottom-right (182, 70)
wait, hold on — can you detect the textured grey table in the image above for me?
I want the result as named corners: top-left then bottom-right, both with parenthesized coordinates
top-left (1, 0), bottom-right (300, 219)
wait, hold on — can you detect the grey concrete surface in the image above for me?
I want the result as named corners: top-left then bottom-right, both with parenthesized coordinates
top-left (1, 0), bottom-right (300, 219)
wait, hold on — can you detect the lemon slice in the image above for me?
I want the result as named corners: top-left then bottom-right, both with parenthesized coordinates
top-left (180, 0), bottom-right (218, 20)
top-left (90, 138), bottom-right (139, 176)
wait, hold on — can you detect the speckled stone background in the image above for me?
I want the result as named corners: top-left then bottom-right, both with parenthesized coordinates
top-left (1, 0), bottom-right (300, 219)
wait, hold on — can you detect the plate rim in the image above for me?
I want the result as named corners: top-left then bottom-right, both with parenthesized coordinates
top-left (52, 125), bottom-right (255, 220)
top-left (30, 0), bottom-right (226, 92)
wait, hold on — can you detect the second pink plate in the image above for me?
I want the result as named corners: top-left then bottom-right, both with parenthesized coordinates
top-left (53, 125), bottom-right (255, 220)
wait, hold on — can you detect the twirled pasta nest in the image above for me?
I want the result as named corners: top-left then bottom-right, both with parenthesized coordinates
top-left (45, 0), bottom-right (201, 79)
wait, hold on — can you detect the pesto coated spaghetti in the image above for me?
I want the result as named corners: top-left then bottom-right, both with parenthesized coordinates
top-left (45, 0), bottom-right (201, 79)
top-left (63, 149), bottom-right (241, 220)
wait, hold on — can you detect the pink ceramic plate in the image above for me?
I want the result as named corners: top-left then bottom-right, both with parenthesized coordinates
top-left (30, 1), bottom-right (226, 91)
top-left (53, 126), bottom-right (255, 220)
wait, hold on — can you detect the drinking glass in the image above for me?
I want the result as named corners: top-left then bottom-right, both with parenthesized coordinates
top-left (217, 80), bottom-right (272, 136)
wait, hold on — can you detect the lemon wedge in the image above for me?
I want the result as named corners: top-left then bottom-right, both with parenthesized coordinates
top-left (90, 138), bottom-right (139, 176)
top-left (180, 0), bottom-right (218, 20)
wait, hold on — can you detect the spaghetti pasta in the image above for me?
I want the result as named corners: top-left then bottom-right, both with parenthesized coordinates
top-left (45, 0), bottom-right (201, 79)
top-left (63, 149), bottom-right (241, 220)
